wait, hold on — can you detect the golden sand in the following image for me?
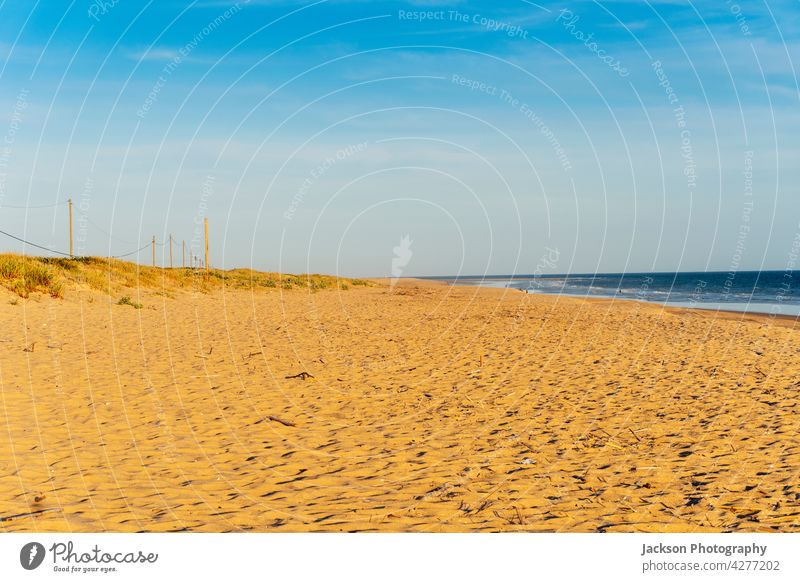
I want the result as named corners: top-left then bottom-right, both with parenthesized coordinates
top-left (1, 278), bottom-right (799, 532)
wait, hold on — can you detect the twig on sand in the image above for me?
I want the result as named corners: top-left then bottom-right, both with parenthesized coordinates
top-left (266, 415), bottom-right (296, 427)
top-left (464, 394), bottom-right (482, 408)
top-left (285, 371), bottom-right (315, 381)
top-left (22, 342), bottom-right (36, 353)
top-left (514, 506), bottom-right (525, 525)
top-left (0, 507), bottom-right (60, 522)
top-left (195, 346), bottom-right (213, 359)
top-left (629, 428), bottom-right (642, 442)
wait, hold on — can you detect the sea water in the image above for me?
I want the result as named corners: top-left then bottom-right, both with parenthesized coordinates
top-left (431, 271), bottom-right (800, 317)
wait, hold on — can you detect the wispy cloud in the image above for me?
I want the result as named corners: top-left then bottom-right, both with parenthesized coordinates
top-left (126, 46), bottom-right (225, 65)
top-left (129, 47), bottom-right (183, 62)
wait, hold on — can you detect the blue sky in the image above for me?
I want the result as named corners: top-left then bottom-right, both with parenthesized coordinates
top-left (0, 0), bottom-right (798, 276)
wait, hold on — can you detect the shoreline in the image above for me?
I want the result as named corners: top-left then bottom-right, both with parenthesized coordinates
top-left (412, 277), bottom-right (800, 328)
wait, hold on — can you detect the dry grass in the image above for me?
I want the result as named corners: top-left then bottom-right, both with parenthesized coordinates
top-left (0, 254), bottom-right (374, 298)
top-left (116, 295), bottom-right (143, 309)
top-left (0, 255), bottom-right (63, 298)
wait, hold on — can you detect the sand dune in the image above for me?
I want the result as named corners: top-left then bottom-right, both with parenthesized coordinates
top-left (1, 278), bottom-right (799, 532)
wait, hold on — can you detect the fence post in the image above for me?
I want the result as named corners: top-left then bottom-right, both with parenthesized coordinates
top-left (169, 235), bottom-right (173, 268)
top-left (68, 198), bottom-right (73, 258)
top-left (152, 235), bottom-right (156, 267)
top-left (204, 217), bottom-right (209, 273)
top-left (182, 240), bottom-right (185, 268)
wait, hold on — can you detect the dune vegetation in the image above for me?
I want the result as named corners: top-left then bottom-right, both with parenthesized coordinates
top-left (0, 253), bottom-right (371, 299)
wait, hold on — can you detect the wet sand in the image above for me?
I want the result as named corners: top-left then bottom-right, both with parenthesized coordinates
top-left (1, 279), bottom-right (799, 532)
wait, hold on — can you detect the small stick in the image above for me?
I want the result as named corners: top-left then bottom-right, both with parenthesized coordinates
top-left (514, 506), bottom-right (525, 525)
top-left (266, 415), bottom-right (296, 427)
top-left (629, 428), bottom-right (642, 442)
top-left (285, 371), bottom-right (314, 380)
top-left (0, 507), bottom-right (60, 522)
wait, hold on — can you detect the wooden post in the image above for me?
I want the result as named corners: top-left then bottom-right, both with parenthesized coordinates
top-left (182, 240), bottom-right (185, 268)
top-left (68, 198), bottom-right (73, 257)
top-left (169, 235), bottom-right (173, 269)
top-left (152, 235), bottom-right (156, 267)
top-left (204, 217), bottom-right (209, 273)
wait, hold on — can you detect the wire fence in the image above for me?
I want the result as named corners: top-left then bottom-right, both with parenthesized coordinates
top-left (0, 198), bottom-right (208, 268)
top-left (0, 227), bottom-right (73, 257)
top-left (0, 201), bottom-right (68, 209)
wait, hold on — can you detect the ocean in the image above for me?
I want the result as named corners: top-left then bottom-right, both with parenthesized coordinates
top-left (429, 271), bottom-right (800, 317)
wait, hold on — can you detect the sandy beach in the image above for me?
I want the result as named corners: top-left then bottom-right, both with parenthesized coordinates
top-left (1, 277), bottom-right (799, 533)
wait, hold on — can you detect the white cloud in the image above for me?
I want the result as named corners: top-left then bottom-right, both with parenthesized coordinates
top-left (128, 47), bottom-right (183, 62)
